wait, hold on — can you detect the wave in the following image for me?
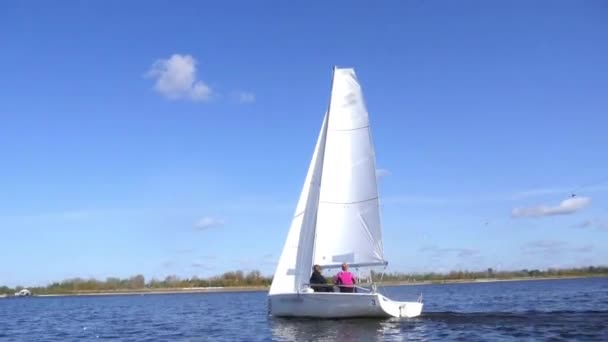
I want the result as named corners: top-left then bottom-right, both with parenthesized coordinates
top-left (418, 310), bottom-right (608, 323)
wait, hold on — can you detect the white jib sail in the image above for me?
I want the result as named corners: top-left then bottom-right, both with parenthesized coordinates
top-left (313, 67), bottom-right (386, 269)
top-left (269, 113), bottom-right (329, 295)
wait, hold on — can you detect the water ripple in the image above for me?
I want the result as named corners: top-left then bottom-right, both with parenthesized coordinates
top-left (0, 278), bottom-right (607, 341)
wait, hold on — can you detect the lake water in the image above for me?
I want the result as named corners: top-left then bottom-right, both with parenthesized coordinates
top-left (1, 277), bottom-right (607, 341)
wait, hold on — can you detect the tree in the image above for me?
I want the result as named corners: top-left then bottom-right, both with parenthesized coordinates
top-left (130, 275), bottom-right (145, 289)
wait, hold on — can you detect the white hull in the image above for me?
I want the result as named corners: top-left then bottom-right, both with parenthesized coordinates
top-left (268, 292), bottom-right (423, 318)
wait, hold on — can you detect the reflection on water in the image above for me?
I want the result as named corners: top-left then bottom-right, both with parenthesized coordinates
top-left (269, 309), bottom-right (608, 342)
top-left (269, 316), bottom-right (423, 342)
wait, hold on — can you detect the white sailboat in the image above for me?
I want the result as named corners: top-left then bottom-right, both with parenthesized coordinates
top-left (267, 67), bottom-right (423, 318)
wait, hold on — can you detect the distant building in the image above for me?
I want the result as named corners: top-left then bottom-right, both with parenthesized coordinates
top-left (14, 289), bottom-right (32, 297)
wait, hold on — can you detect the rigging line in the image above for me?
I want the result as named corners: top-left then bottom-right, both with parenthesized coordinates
top-left (319, 196), bottom-right (379, 205)
top-left (358, 213), bottom-right (383, 258)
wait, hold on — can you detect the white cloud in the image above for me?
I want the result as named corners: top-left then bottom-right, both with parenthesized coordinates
top-left (235, 91), bottom-right (255, 103)
top-left (511, 196), bottom-right (591, 218)
top-left (194, 217), bottom-right (225, 230)
top-left (376, 168), bottom-right (391, 179)
top-left (146, 54), bottom-right (212, 101)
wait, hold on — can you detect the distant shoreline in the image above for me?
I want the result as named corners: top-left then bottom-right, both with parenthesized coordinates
top-left (383, 274), bottom-right (608, 286)
top-left (34, 286), bottom-right (269, 297)
top-left (6, 274), bottom-right (605, 298)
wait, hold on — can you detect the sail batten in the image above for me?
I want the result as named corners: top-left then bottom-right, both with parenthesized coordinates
top-left (329, 125), bottom-right (370, 132)
top-left (317, 261), bottom-right (388, 270)
top-left (319, 196), bottom-right (379, 205)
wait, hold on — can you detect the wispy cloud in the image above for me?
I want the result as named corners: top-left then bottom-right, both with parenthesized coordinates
top-left (419, 245), bottom-right (481, 258)
top-left (595, 222), bottom-right (608, 231)
top-left (27, 209), bottom-right (103, 222)
top-left (573, 220), bottom-right (594, 229)
top-left (194, 217), bottom-right (225, 230)
top-left (521, 240), bottom-right (593, 255)
top-left (146, 54), bottom-right (212, 101)
top-left (572, 219), bottom-right (608, 231)
top-left (191, 261), bottom-right (216, 269)
top-left (382, 183), bottom-right (607, 207)
top-left (0, 208), bottom-right (151, 225)
top-left (382, 195), bottom-right (456, 206)
top-left (216, 194), bottom-right (293, 214)
top-left (512, 196), bottom-right (591, 218)
top-left (376, 168), bottom-right (391, 179)
top-left (170, 248), bottom-right (195, 255)
top-left (509, 182), bottom-right (608, 200)
top-left (234, 91), bottom-right (255, 104)
top-left (232, 253), bottom-right (277, 272)
top-left (507, 187), bottom-right (573, 200)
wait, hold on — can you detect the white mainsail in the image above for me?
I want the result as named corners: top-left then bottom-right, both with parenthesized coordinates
top-left (312, 67), bottom-right (385, 269)
top-left (269, 113), bottom-right (328, 295)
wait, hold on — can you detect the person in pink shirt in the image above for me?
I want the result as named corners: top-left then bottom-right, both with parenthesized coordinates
top-left (334, 262), bottom-right (356, 293)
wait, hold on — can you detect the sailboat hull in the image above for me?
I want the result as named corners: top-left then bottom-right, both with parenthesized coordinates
top-left (268, 292), bottom-right (423, 318)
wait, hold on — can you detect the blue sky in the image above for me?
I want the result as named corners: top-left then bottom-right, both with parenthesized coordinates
top-left (1, 1), bottom-right (607, 287)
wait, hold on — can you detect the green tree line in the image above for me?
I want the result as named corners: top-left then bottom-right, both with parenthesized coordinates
top-left (373, 265), bottom-right (608, 283)
top-left (0, 270), bottom-right (272, 295)
top-left (1, 266), bottom-right (607, 295)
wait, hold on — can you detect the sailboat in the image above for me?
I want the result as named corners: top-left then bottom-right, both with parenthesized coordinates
top-left (267, 67), bottom-right (423, 318)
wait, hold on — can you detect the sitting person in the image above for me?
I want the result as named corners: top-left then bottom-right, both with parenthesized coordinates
top-left (309, 264), bottom-right (332, 292)
top-left (334, 262), bottom-right (356, 293)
